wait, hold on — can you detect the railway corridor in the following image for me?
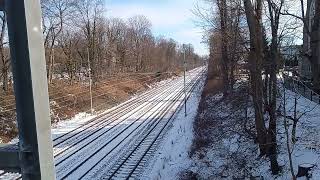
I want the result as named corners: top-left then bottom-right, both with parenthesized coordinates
top-left (0, 67), bottom-right (205, 180)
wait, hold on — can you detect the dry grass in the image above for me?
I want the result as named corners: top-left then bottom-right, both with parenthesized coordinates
top-left (188, 79), bottom-right (256, 179)
top-left (0, 72), bottom-right (176, 142)
top-left (201, 77), bottom-right (224, 97)
top-left (190, 77), bottom-right (224, 155)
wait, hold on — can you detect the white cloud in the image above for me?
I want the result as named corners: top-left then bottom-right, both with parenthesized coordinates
top-left (105, 0), bottom-right (209, 56)
top-left (106, 4), bottom-right (190, 28)
top-left (173, 28), bottom-right (208, 56)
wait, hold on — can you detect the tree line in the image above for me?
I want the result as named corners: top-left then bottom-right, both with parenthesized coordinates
top-left (196, 0), bottom-right (320, 177)
top-left (0, 0), bottom-right (203, 92)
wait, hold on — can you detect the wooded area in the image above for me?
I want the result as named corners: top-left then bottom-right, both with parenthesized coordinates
top-left (0, 0), bottom-right (204, 93)
top-left (195, 0), bottom-right (320, 178)
top-left (0, 0), bottom-right (204, 142)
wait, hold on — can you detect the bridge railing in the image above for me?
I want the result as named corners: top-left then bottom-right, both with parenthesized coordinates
top-left (284, 75), bottom-right (320, 105)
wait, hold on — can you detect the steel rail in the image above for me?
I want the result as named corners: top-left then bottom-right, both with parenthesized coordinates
top-left (58, 69), bottom-right (203, 179)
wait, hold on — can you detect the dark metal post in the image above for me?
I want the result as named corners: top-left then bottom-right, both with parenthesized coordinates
top-left (183, 46), bottom-right (187, 117)
top-left (0, 0), bottom-right (56, 179)
top-left (87, 48), bottom-right (93, 114)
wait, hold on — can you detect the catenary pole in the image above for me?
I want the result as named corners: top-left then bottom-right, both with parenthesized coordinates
top-left (87, 48), bottom-right (93, 114)
top-left (184, 46), bottom-right (187, 117)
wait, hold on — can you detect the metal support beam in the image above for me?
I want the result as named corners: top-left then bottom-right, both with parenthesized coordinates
top-left (0, 0), bottom-right (4, 11)
top-left (0, 0), bottom-right (56, 179)
top-left (0, 144), bottom-right (19, 172)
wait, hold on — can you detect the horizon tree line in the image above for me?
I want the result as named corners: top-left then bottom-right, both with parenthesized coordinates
top-left (195, 0), bottom-right (320, 177)
top-left (0, 0), bottom-right (204, 92)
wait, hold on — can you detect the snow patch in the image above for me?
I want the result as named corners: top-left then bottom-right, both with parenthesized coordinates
top-left (140, 76), bottom-right (205, 179)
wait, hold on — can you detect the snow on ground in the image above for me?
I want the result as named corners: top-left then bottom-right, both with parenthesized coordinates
top-left (185, 79), bottom-right (320, 179)
top-left (51, 112), bottom-right (97, 139)
top-left (257, 88), bottom-right (320, 179)
top-left (50, 74), bottom-right (180, 139)
top-left (2, 68), bottom-right (204, 180)
top-left (188, 86), bottom-right (255, 179)
top-left (52, 68), bottom-right (204, 179)
top-left (7, 72), bottom-right (320, 180)
top-left (249, 88), bottom-right (320, 179)
top-left (140, 75), bottom-right (205, 180)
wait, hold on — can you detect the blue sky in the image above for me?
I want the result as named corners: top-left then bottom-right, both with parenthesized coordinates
top-left (104, 0), bottom-right (208, 56)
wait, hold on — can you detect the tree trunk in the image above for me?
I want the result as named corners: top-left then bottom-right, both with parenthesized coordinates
top-left (264, 71), bottom-right (269, 113)
top-left (218, 0), bottom-right (230, 95)
top-left (268, 70), bottom-right (280, 174)
top-left (292, 97), bottom-right (298, 143)
top-left (0, 13), bottom-right (7, 92)
top-left (250, 69), bottom-right (268, 155)
top-left (302, 0), bottom-right (312, 65)
top-left (243, 0), bottom-right (268, 155)
top-left (2, 66), bottom-right (8, 92)
top-left (48, 48), bottom-right (54, 84)
top-left (311, 0), bottom-right (320, 90)
top-left (267, 31), bottom-right (280, 175)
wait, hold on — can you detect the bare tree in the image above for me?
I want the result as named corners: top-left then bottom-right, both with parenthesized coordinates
top-left (264, 0), bottom-right (284, 174)
top-left (281, 0), bottom-right (320, 90)
top-left (58, 29), bottom-right (80, 84)
top-left (127, 15), bottom-right (152, 72)
top-left (105, 18), bottom-right (128, 73)
top-left (310, 0), bottom-right (320, 90)
top-left (0, 12), bottom-right (9, 93)
top-left (74, 0), bottom-right (104, 84)
top-left (217, 0), bottom-right (230, 94)
top-left (194, 0), bottom-right (244, 94)
top-left (42, 0), bottom-right (75, 84)
top-left (243, 0), bottom-right (268, 156)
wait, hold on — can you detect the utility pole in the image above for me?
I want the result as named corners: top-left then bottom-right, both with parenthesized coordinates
top-left (183, 45), bottom-right (187, 117)
top-left (48, 48), bottom-right (55, 84)
top-left (87, 48), bottom-right (93, 114)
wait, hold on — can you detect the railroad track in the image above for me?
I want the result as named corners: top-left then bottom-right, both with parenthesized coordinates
top-left (60, 68), bottom-right (205, 179)
top-left (0, 67), bottom-right (206, 180)
top-left (54, 78), bottom-right (191, 168)
top-left (56, 68), bottom-right (204, 179)
top-left (53, 78), bottom-right (185, 158)
top-left (1, 77), bottom-right (180, 180)
top-left (52, 75), bottom-right (179, 145)
top-left (101, 71), bottom-right (203, 180)
top-left (53, 73), bottom-right (193, 156)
